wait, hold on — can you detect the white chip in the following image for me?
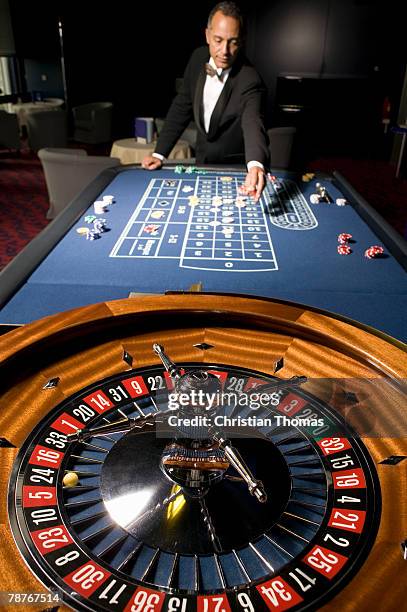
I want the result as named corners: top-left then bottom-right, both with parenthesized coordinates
top-left (221, 217), bottom-right (234, 224)
top-left (94, 201), bottom-right (106, 214)
top-left (310, 194), bottom-right (319, 204)
top-left (151, 210), bottom-right (165, 219)
top-left (336, 198), bottom-right (347, 206)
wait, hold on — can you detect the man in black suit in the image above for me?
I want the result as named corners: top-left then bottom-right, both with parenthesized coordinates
top-left (142, 1), bottom-right (269, 200)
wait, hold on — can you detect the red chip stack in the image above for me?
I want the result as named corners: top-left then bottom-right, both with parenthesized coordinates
top-left (338, 233), bottom-right (352, 244)
top-left (337, 233), bottom-right (352, 255)
top-left (338, 244), bottom-right (352, 255)
top-left (364, 245), bottom-right (384, 259)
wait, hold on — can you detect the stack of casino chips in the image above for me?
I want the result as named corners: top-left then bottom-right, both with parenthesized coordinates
top-left (337, 233), bottom-right (352, 255)
top-left (364, 245), bottom-right (384, 259)
top-left (86, 229), bottom-right (98, 240)
top-left (93, 218), bottom-right (107, 234)
top-left (174, 165), bottom-right (207, 175)
top-left (84, 218), bottom-right (108, 240)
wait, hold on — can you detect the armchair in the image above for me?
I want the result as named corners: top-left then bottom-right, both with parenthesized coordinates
top-left (72, 102), bottom-right (113, 144)
top-left (26, 110), bottom-right (68, 151)
top-left (0, 110), bottom-right (21, 151)
top-left (38, 147), bottom-right (121, 218)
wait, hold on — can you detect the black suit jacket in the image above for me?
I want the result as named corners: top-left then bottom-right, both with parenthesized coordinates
top-left (155, 46), bottom-right (269, 166)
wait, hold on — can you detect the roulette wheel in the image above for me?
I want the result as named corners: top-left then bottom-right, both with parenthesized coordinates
top-left (0, 294), bottom-right (406, 611)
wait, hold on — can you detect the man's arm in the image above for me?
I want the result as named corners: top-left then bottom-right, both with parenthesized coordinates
top-left (239, 74), bottom-right (270, 200)
top-left (240, 78), bottom-right (270, 169)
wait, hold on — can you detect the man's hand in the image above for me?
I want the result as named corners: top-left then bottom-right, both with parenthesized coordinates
top-left (244, 166), bottom-right (265, 201)
top-left (142, 155), bottom-right (163, 170)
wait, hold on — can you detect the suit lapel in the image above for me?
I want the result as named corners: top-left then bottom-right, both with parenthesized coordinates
top-left (194, 65), bottom-right (207, 135)
top-left (207, 73), bottom-right (234, 139)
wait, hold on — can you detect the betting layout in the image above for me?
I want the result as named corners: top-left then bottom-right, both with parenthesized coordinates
top-left (109, 172), bottom-right (317, 272)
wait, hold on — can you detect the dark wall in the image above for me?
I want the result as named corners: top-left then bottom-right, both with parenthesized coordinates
top-left (60, 1), bottom-right (240, 135)
top-left (8, 0), bottom-right (406, 156)
top-left (24, 59), bottom-right (64, 98)
top-left (0, 0), bottom-right (15, 55)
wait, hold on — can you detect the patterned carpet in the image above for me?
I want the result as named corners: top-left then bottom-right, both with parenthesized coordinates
top-left (0, 150), bottom-right (49, 270)
top-left (0, 148), bottom-right (406, 271)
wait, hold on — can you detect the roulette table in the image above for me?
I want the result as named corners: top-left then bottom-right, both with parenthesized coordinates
top-left (0, 166), bottom-right (406, 341)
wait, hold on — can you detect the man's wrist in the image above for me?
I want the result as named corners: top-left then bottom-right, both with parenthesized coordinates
top-left (247, 161), bottom-right (264, 171)
top-left (152, 152), bottom-right (165, 161)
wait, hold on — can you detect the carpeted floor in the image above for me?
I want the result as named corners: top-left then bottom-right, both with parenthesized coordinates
top-left (0, 147), bottom-right (406, 271)
top-left (0, 150), bottom-right (49, 270)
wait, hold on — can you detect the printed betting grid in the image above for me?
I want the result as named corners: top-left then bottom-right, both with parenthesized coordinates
top-left (110, 173), bottom-right (279, 272)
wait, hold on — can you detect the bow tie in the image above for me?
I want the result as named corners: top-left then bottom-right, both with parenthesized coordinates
top-left (205, 63), bottom-right (223, 80)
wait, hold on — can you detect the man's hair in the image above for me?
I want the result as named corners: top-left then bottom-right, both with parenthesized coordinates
top-left (207, 1), bottom-right (244, 30)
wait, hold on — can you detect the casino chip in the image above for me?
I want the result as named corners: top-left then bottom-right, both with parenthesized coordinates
top-left (84, 215), bottom-right (97, 223)
top-left (143, 224), bottom-right (160, 235)
top-left (76, 227), bottom-right (89, 235)
top-left (174, 165), bottom-right (201, 174)
top-left (338, 233), bottom-right (352, 244)
top-left (151, 210), bottom-right (165, 219)
top-left (235, 196), bottom-right (247, 207)
top-left (188, 196), bottom-right (200, 206)
top-left (338, 245), bottom-right (352, 255)
top-left (302, 172), bottom-right (315, 182)
top-left (336, 198), bottom-right (347, 206)
top-left (220, 176), bottom-right (233, 182)
top-left (86, 229), bottom-right (99, 240)
top-left (310, 194), bottom-right (320, 204)
top-left (93, 201), bottom-right (106, 214)
top-left (268, 175), bottom-right (283, 190)
top-left (365, 245), bottom-right (384, 259)
top-left (93, 219), bottom-right (107, 233)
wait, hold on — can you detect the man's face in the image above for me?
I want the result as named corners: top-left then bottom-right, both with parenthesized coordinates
top-left (205, 11), bottom-right (241, 70)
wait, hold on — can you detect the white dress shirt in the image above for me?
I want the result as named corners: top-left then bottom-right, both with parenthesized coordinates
top-left (203, 57), bottom-right (231, 132)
